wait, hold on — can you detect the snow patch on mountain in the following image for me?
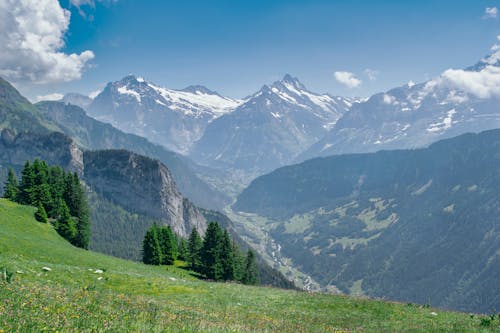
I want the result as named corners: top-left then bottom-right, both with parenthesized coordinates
top-left (117, 85), bottom-right (141, 102)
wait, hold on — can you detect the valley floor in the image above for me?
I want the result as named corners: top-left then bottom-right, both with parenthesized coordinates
top-left (0, 199), bottom-right (497, 332)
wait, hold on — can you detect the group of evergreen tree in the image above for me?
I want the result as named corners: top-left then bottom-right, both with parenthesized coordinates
top-left (143, 222), bottom-right (259, 285)
top-left (3, 160), bottom-right (90, 249)
top-left (142, 223), bottom-right (178, 265)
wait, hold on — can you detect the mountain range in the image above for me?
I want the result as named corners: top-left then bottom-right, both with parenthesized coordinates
top-left (67, 50), bottom-right (500, 181)
top-left (87, 75), bottom-right (241, 154)
top-left (300, 52), bottom-right (500, 160)
top-left (0, 76), bottom-right (293, 288)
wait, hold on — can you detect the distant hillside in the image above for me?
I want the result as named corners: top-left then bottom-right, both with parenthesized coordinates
top-left (235, 129), bottom-right (500, 313)
top-left (36, 101), bottom-right (229, 210)
top-left (1, 198), bottom-right (495, 332)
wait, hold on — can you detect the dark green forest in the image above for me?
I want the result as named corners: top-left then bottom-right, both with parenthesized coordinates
top-left (3, 159), bottom-right (90, 249)
top-left (142, 222), bottom-right (259, 285)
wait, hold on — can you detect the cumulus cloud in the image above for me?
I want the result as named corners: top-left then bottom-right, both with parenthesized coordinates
top-left (438, 66), bottom-right (500, 98)
top-left (0, 0), bottom-right (94, 84)
top-left (421, 37), bottom-right (500, 99)
top-left (334, 71), bottom-right (362, 88)
top-left (364, 69), bottom-right (380, 81)
top-left (484, 7), bottom-right (498, 19)
top-left (35, 93), bottom-right (64, 102)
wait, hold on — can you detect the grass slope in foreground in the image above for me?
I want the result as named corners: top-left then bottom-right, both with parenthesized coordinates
top-left (0, 199), bottom-right (497, 332)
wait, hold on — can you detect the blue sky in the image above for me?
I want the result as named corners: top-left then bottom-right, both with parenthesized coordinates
top-left (5, 0), bottom-right (500, 100)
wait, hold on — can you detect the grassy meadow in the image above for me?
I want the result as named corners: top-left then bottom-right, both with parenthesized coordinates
top-left (0, 199), bottom-right (498, 332)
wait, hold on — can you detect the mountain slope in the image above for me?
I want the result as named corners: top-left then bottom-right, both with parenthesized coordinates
top-left (0, 77), bottom-right (56, 135)
top-left (190, 74), bottom-right (352, 174)
top-left (87, 75), bottom-right (241, 153)
top-left (1, 199), bottom-right (494, 332)
top-left (36, 101), bottom-right (229, 209)
top-left (234, 129), bottom-right (500, 313)
top-left (83, 149), bottom-right (207, 238)
top-left (301, 52), bottom-right (500, 160)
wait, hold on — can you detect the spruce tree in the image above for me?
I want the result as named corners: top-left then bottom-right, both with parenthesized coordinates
top-left (242, 250), bottom-right (259, 285)
top-left (232, 241), bottom-right (246, 282)
top-left (34, 201), bottom-right (48, 223)
top-left (69, 174), bottom-right (90, 249)
top-left (187, 228), bottom-right (203, 271)
top-left (200, 222), bottom-right (223, 280)
top-left (219, 230), bottom-right (235, 281)
top-left (177, 237), bottom-right (188, 261)
top-left (18, 161), bottom-right (35, 205)
top-left (158, 226), bottom-right (176, 265)
top-left (142, 224), bottom-right (163, 265)
top-left (3, 168), bottom-right (19, 200)
top-left (56, 200), bottom-right (77, 243)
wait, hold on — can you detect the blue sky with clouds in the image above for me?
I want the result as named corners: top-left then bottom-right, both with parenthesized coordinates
top-left (3, 0), bottom-right (500, 100)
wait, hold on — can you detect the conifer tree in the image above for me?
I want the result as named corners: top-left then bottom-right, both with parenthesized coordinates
top-left (142, 224), bottom-right (163, 265)
top-left (68, 174), bottom-right (90, 249)
top-left (3, 168), bottom-right (19, 200)
top-left (200, 222), bottom-right (223, 280)
top-left (18, 161), bottom-right (35, 205)
top-left (177, 237), bottom-right (188, 261)
top-left (232, 241), bottom-right (246, 282)
top-left (187, 228), bottom-right (203, 271)
top-left (219, 230), bottom-right (235, 281)
top-left (242, 250), bottom-right (259, 285)
top-left (56, 200), bottom-right (77, 243)
top-left (34, 202), bottom-right (48, 223)
top-left (158, 226), bottom-right (176, 265)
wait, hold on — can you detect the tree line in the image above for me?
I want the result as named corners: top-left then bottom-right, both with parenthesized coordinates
top-left (143, 222), bottom-right (259, 285)
top-left (3, 160), bottom-right (90, 249)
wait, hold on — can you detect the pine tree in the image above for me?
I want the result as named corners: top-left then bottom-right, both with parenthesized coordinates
top-left (142, 224), bottom-right (163, 265)
top-left (68, 174), bottom-right (90, 249)
top-left (34, 201), bottom-right (48, 223)
top-left (3, 168), bottom-right (19, 200)
top-left (187, 228), bottom-right (203, 271)
top-left (200, 222), bottom-right (223, 280)
top-left (56, 200), bottom-right (77, 243)
top-left (219, 230), bottom-right (235, 281)
top-left (18, 161), bottom-right (35, 205)
top-left (158, 226), bottom-right (176, 265)
top-left (242, 250), bottom-right (259, 285)
top-left (177, 237), bottom-right (188, 261)
top-left (232, 241), bottom-right (246, 282)
top-left (47, 166), bottom-right (65, 218)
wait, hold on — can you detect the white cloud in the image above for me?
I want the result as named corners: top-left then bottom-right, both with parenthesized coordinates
top-left (334, 71), bottom-right (362, 88)
top-left (438, 66), bottom-right (500, 98)
top-left (35, 93), bottom-right (64, 102)
top-left (70, 0), bottom-right (118, 18)
top-left (422, 37), bottom-right (500, 99)
top-left (484, 7), bottom-right (498, 19)
top-left (364, 69), bottom-right (380, 81)
top-left (0, 0), bottom-right (94, 84)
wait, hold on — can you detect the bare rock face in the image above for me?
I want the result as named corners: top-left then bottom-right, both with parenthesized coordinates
top-left (0, 130), bottom-right (84, 174)
top-left (83, 149), bottom-right (207, 237)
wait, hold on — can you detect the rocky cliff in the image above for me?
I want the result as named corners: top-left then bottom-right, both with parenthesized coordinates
top-left (83, 149), bottom-right (207, 237)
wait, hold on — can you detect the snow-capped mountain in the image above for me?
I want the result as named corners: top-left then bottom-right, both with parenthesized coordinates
top-left (87, 75), bottom-right (241, 153)
top-left (189, 74), bottom-right (354, 174)
top-left (300, 51), bottom-right (500, 160)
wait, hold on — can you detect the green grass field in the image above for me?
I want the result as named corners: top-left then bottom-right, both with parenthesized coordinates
top-left (0, 199), bottom-right (498, 332)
